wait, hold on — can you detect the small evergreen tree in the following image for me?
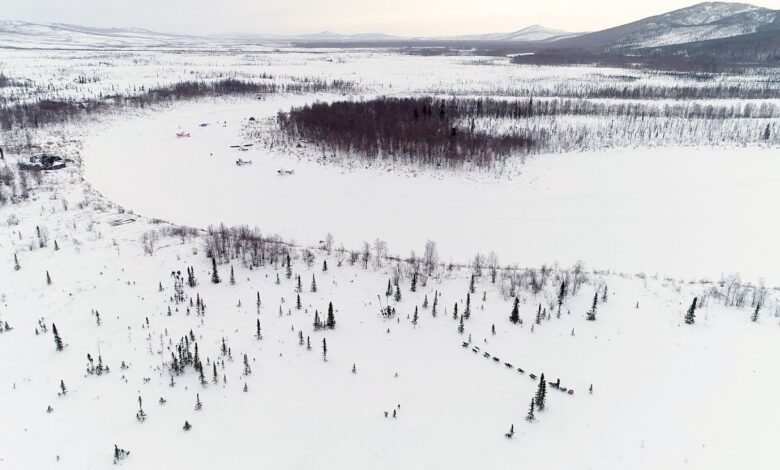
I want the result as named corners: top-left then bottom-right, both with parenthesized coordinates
top-left (195, 394), bottom-right (202, 410)
top-left (469, 274), bottom-right (475, 294)
top-left (311, 274), bottom-right (317, 293)
top-left (525, 398), bottom-right (535, 421)
top-left (296, 294), bottom-right (302, 310)
top-left (326, 302), bottom-right (336, 329)
top-left (46, 271), bottom-right (52, 285)
top-left (535, 303), bottom-right (542, 325)
top-left (684, 297), bottom-right (697, 325)
top-left (586, 292), bottom-right (598, 321)
top-left (394, 284), bottom-right (402, 302)
top-left (458, 314), bottom-right (464, 334)
top-left (322, 260), bottom-right (328, 272)
top-left (229, 266), bottom-right (235, 285)
top-left (256, 319), bottom-right (262, 339)
top-left (535, 373), bottom-right (547, 411)
top-left (422, 294), bottom-right (428, 308)
top-left (52, 323), bottom-right (63, 351)
top-left (285, 254), bottom-right (292, 279)
top-left (60, 379), bottom-right (67, 395)
top-left (410, 272), bottom-right (417, 292)
top-left (412, 306), bottom-right (418, 326)
top-left (13, 253), bottom-right (20, 271)
top-left (210, 257), bottom-right (220, 284)
top-left (752, 302), bottom-right (761, 322)
top-left (601, 284), bottom-right (608, 303)
top-left (763, 124), bottom-right (771, 141)
top-left (243, 354), bottom-right (251, 375)
top-left (557, 279), bottom-right (566, 313)
top-left (510, 297), bottom-right (520, 324)
top-left (464, 293), bottom-right (471, 319)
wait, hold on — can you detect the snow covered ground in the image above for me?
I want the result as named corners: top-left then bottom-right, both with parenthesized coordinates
top-left (3, 46), bottom-right (780, 470)
top-left (83, 97), bottom-right (780, 282)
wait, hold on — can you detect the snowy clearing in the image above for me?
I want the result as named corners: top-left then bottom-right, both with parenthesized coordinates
top-left (83, 98), bottom-right (780, 282)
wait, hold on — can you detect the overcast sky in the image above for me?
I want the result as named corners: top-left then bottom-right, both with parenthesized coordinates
top-left (4, 0), bottom-right (780, 36)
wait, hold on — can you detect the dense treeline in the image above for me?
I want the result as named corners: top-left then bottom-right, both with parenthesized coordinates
top-left (278, 97), bottom-right (539, 168)
top-left (0, 77), bottom-right (352, 131)
top-left (274, 96), bottom-right (778, 166)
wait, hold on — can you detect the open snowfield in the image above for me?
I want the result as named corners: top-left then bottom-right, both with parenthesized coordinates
top-left (2, 44), bottom-right (780, 470)
top-left (1, 183), bottom-right (779, 469)
top-left (83, 97), bottom-right (780, 281)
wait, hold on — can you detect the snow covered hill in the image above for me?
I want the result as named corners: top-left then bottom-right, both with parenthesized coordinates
top-left (438, 25), bottom-right (582, 42)
top-left (555, 1), bottom-right (779, 50)
top-left (0, 21), bottom-right (209, 49)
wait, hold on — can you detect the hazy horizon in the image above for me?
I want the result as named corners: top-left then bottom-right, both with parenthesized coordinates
top-left (3, 0), bottom-right (780, 37)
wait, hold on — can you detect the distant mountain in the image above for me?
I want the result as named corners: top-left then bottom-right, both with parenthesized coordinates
top-left (0, 20), bottom-right (580, 49)
top-left (440, 25), bottom-right (582, 42)
top-left (0, 20), bottom-right (205, 49)
top-left (554, 2), bottom-right (779, 50)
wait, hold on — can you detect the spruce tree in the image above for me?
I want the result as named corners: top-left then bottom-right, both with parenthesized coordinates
top-left (326, 302), bottom-right (336, 329)
top-left (684, 297), bottom-right (697, 325)
top-left (60, 379), bottom-right (67, 395)
top-left (464, 293), bottom-right (471, 320)
top-left (458, 314), bottom-right (464, 334)
top-left (394, 284), bottom-right (402, 302)
top-left (13, 253), bottom-right (20, 271)
top-left (535, 303), bottom-right (542, 325)
top-left (752, 302), bottom-right (761, 322)
top-left (195, 393), bottom-right (202, 410)
top-left (256, 319), bottom-right (262, 339)
top-left (469, 274), bottom-right (475, 294)
top-left (386, 279), bottom-right (393, 298)
top-left (763, 124), bottom-right (771, 141)
top-left (285, 254), bottom-right (292, 279)
top-left (322, 338), bottom-right (327, 360)
top-left (243, 354), bottom-right (251, 375)
top-left (210, 257), bottom-right (220, 284)
top-left (314, 310), bottom-right (321, 329)
top-left (535, 373), bottom-right (547, 411)
top-left (412, 306), bottom-right (418, 326)
top-left (46, 271), bottom-right (52, 285)
top-left (601, 284), bottom-right (608, 303)
top-left (296, 294), bottom-right (302, 310)
top-left (525, 398), bottom-right (535, 421)
top-left (422, 294), bottom-right (428, 308)
top-left (52, 323), bottom-right (63, 351)
top-left (586, 292), bottom-right (598, 321)
top-left (411, 272), bottom-right (417, 292)
top-left (509, 297), bottom-right (520, 324)
top-left (557, 279), bottom-right (566, 313)
top-left (311, 274), bottom-right (317, 293)
top-left (322, 260), bottom-right (328, 272)
top-left (229, 266), bottom-right (235, 285)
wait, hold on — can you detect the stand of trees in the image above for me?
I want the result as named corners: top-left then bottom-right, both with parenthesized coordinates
top-left (278, 97), bottom-right (539, 168)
